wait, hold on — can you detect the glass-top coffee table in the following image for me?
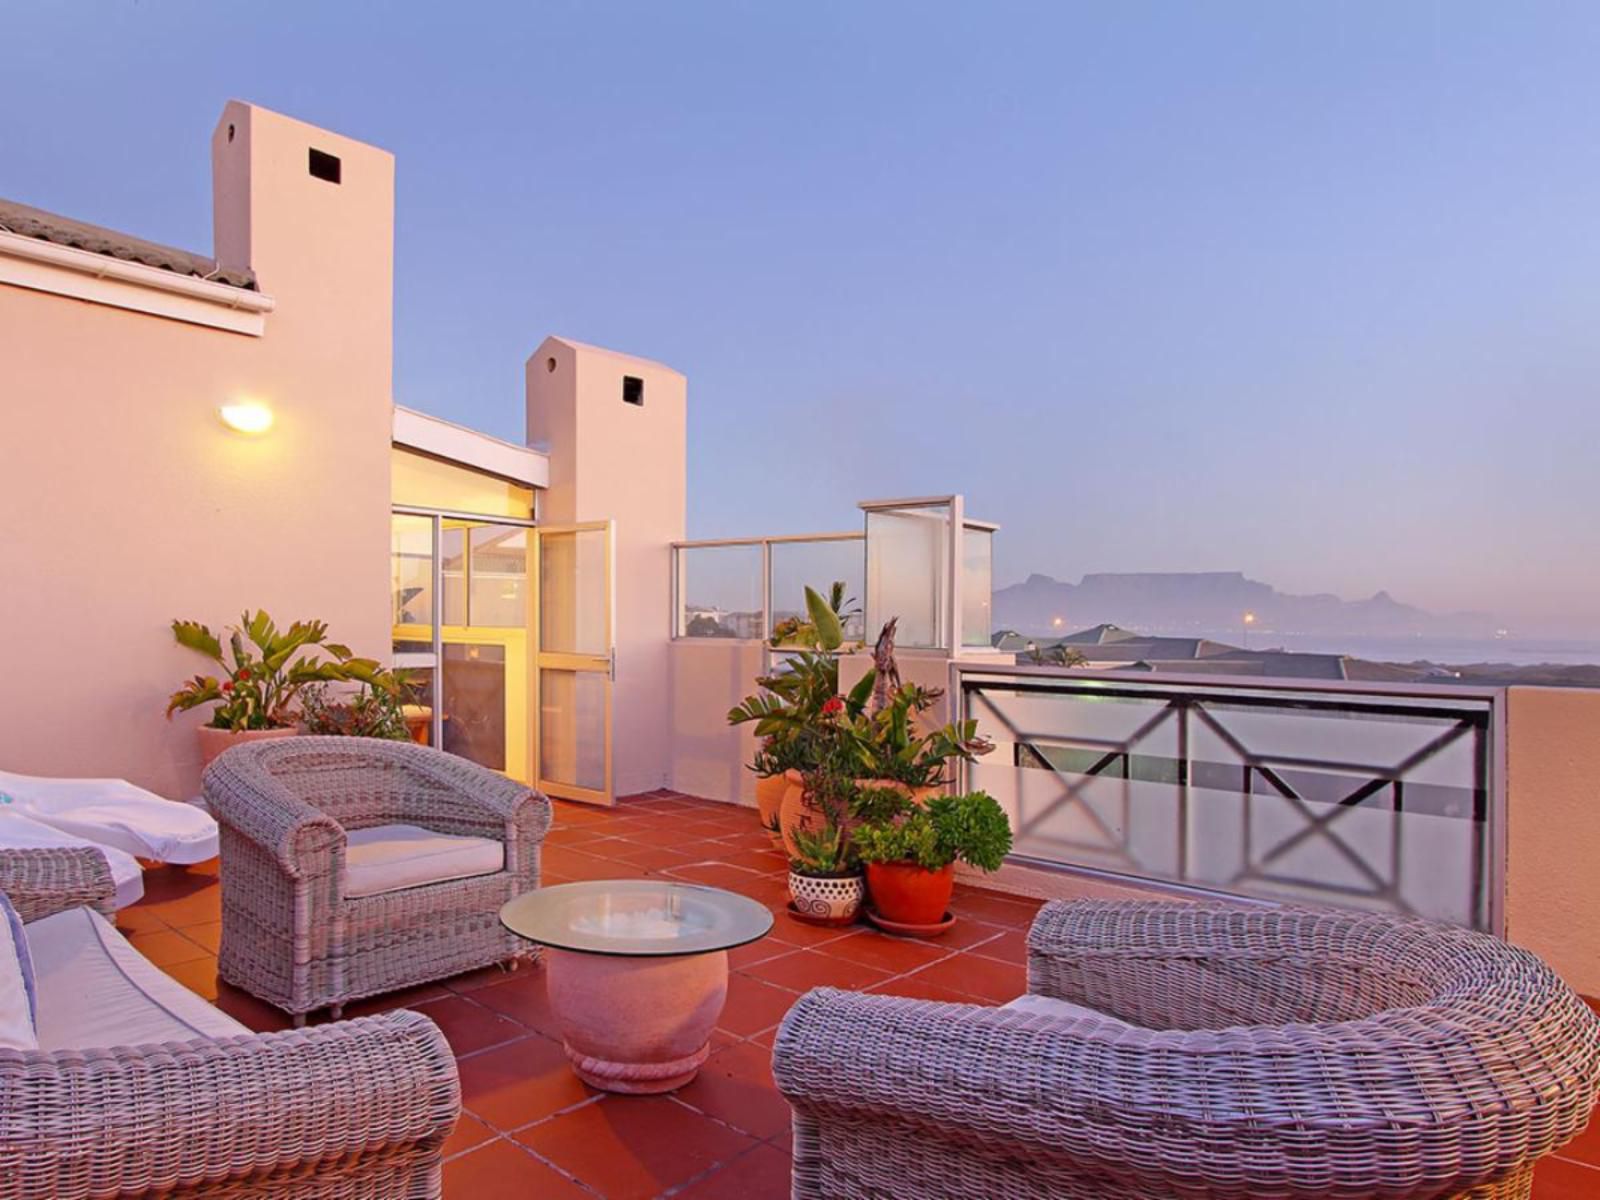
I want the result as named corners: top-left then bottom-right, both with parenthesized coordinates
top-left (500, 879), bottom-right (774, 1093)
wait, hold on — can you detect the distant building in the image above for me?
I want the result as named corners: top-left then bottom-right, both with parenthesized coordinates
top-left (990, 630), bottom-right (1037, 653)
top-left (1009, 623), bottom-right (1434, 683)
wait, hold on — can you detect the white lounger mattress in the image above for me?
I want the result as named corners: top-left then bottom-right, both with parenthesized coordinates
top-left (0, 770), bottom-right (217, 864)
top-left (0, 810), bottom-right (145, 909)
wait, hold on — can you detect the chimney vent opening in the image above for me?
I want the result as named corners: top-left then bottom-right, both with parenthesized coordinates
top-left (622, 376), bottom-right (644, 407)
top-left (308, 148), bottom-right (342, 184)
top-left (546, 356), bottom-right (557, 373)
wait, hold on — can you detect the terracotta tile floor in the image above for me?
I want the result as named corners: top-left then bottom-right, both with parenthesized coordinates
top-left (122, 791), bottom-right (1600, 1199)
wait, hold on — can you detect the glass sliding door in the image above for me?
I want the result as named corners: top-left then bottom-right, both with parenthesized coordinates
top-left (391, 512), bottom-right (533, 782)
top-left (535, 522), bottom-right (615, 805)
top-left (439, 521), bottom-right (530, 780)
top-left (391, 514), bottom-right (440, 746)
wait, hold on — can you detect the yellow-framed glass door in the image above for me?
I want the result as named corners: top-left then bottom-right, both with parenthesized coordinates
top-left (534, 521), bottom-right (615, 805)
top-left (392, 514), bottom-right (534, 783)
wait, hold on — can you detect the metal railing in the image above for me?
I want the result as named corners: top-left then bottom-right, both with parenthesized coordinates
top-left (954, 663), bottom-right (1504, 931)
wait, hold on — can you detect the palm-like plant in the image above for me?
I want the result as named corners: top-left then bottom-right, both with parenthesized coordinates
top-left (845, 682), bottom-right (994, 788)
top-left (729, 585), bottom-right (875, 748)
top-left (166, 610), bottom-right (382, 731)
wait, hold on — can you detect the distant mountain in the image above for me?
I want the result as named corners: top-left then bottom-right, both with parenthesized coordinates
top-left (993, 571), bottom-right (1497, 640)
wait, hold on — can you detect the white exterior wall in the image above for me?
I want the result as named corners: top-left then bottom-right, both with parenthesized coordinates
top-left (527, 337), bottom-right (686, 797)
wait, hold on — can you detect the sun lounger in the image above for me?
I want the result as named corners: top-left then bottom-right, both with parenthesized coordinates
top-left (0, 770), bottom-right (217, 864)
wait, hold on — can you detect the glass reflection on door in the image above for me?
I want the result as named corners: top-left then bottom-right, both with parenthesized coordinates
top-left (535, 523), bottom-right (614, 805)
top-left (390, 513), bottom-right (532, 781)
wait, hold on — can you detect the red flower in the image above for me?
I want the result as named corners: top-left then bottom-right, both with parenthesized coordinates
top-left (237, 667), bottom-right (250, 679)
top-left (820, 696), bottom-right (845, 718)
top-left (220, 681), bottom-right (234, 693)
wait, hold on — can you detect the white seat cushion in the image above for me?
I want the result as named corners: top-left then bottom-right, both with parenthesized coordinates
top-left (0, 895), bottom-right (36, 1051)
top-left (1002, 992), bottom-right (1136, 1031)
top-left (0, 769), bottom-right (219, 864)
top-left (26, 906), bottom-right (247, 1049)
top-left (342, 823), bottom-right (504, 898)
top-left (0, 810), bottom-right (145, 909)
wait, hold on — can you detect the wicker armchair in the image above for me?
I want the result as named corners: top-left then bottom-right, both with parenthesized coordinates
top-left (774, 900), bottom-right (1600, 1200)
top-left (204, 737), bottom-right (551, 1023)
top-left (0, 846), bottom-right (460, 1200)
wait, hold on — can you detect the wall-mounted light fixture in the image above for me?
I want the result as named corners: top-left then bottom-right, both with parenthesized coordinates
top-left (218, 401), bottom-right (274, 435)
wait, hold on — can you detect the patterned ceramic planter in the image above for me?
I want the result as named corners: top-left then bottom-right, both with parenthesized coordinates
top-left (788, 870), bottom-right (865, 926)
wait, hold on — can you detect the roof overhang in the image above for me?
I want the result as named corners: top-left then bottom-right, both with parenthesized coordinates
top-left (0, 229), bottom-right (275, 336)
top-left (392, 406), bottom-right (549, 489)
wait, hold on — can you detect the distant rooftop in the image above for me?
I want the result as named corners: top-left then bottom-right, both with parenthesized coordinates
top-left (0, 198), bottom-right (256, 291)
top-left (1000, 622), bottom-right (1441, 683)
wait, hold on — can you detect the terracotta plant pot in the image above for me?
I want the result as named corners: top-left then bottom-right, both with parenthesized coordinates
top-left (867, 860), bottom-right (956, 927)
top-left (545, 947), bottom-right (728, 1093)
top-left (754, 773), bottom-right (788, 846)
top-left (778, 769), bottom-right (822, 860)
top-left (197, 724), bottom-right (299, 769)
top-left (788, 871), bottom-right (864, 926)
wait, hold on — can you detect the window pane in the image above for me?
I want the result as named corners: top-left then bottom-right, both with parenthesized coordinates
top-left (391, 514), bottom-right (434, 649)
top-left (865, 505), bottom-right (949, 649)
top-left (676, 544), bottom-right (763, 638)
top-left (441, 525), bottom-right (467, 627)
top-left (391, 447), bottom-right (534, 518)
top-left (769, 539), bottom-right (865, 644)
top-left (540, 528), bottom-right (608, 655)
top-left (397, 666), bottom-right (436, 747)
top-left (540, 669), bottom-right (607, 791)
top-left (469, 526), bottom-right (528, 627)
top-left (441, 643), bottom-right (507, 771)
top-left (962, 527), bottom-right (993, 648)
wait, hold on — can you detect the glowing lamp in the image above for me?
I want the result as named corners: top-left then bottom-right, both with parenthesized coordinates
top-left (219, 402), bottom-right (274, 435)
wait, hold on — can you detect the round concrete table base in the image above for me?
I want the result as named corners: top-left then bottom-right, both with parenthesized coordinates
top-left (545, 946), bottom-right (730, 1094)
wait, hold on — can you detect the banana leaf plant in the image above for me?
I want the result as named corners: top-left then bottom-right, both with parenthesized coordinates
top-left (165, 610), bottom-right (383, 731)
top-left (769, 580), bottom-right (860, 649)
top-left (729, 585), bottom-right (876, 773)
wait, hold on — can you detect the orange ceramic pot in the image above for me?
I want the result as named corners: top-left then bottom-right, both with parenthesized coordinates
top-left (197, 725), bottom-right (299, 769)
top-left (778, 770), bottom-right (823, 860)
top-left (754, 773), bottom-right (788, 846)
top-left (866, 861), bottom-right (956, 926)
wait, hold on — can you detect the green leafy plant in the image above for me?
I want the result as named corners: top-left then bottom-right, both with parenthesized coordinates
top-left (850, 782), bottom-right (916, 828)
top-left (165, 611), bottom-right (382, 731)
top-left (853, 792), bottom-right (1013, 873)
top-left (789, 822), bottom-right (858, 877)
top-left (750, 736), bottom-right (804, 780)
top-left (730, 584), bottom-right (876, 777)
top-left (847, 682), bottom-right (994, 788)
top-left (770, 580), bottom-right (859, 649)
top-left (299, 668), bottom-right (416, 740)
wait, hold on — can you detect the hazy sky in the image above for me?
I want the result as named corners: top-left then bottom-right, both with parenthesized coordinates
top-left (4, 4), bottom-right (1598, 633)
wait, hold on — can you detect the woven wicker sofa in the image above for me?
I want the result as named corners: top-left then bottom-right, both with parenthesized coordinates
top-left (204, 737), bottom-right (551, 1024)
top-left (0, 846), bottom-right (459, 1200)
top-left (774, 899), bottom-right (1600, 1200)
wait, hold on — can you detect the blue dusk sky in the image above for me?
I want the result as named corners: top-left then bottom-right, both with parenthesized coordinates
top-left (3, 3), bottom-right (1598, 632)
